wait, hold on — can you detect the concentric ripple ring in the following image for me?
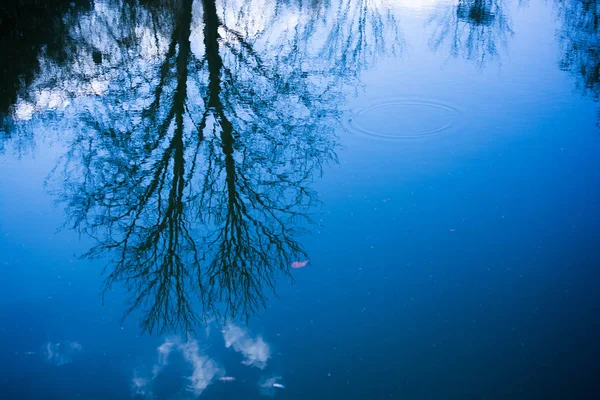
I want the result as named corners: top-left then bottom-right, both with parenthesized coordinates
top-left (346, 100), bottom-right (461, 139)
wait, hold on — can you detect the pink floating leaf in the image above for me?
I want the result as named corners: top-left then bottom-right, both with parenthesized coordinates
top-left (291, 260), bottom-right (309, 269)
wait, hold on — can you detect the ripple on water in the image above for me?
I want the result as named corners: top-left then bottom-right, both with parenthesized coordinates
top-left (346, 100), bottom-right (461, 140)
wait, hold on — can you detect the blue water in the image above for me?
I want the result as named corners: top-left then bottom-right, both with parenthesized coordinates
top-left (1, 0), bottom-right (599, 399)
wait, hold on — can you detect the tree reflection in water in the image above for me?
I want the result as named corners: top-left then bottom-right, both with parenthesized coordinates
top-left (428, 0), bottom-right (513, 66)
top-left (555, 0), bottom-right (599, 126)
top-left (2, 0), bottom-right (401, 334)
top-left (5, 0), bottom-right (597, 336)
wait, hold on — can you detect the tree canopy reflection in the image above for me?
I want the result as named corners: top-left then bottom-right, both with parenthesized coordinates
top-left (428, 0), bottom-right (513, 66)
top-left (555, 0), bottom-right (599, 125)
top-left (3, 0), bottom-right (401, 334)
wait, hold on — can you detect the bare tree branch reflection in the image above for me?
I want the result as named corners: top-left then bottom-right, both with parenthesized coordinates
top-left (6, 0), bottom-right (402, 334)
top-left (428, 0), bottom-right (513, 66)
top-left (555, 0), bottom-right (599, 126)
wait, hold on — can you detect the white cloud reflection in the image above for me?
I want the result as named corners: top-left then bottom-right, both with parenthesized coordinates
top-left (178, 339), bottom-right (223, 395)
top-left (135, 336), bottom-right (223, 398)
top-left (131, 371), bottom-right (151, 397)
top-left (223, 324), bottom-right (271, 369)
top-left (152, 339), bottom-right (176, 378)
top-left (44, 341), bottom-right (82, 366)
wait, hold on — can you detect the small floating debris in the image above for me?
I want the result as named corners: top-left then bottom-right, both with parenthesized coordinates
top-left (219, 376), bottom-right (236, 382)
top-left (24, 352), bottom-right (36, 355)
top-left (259, 376), bottom-right (285, 395)
top-left (291, 260), bottom-right (309, 269)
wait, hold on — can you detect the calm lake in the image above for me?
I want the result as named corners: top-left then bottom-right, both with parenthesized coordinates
top-left (1, 0), bottom-right (599, 399)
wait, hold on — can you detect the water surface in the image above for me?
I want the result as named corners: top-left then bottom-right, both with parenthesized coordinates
top-left (1, 0), bottom-right (599, 399)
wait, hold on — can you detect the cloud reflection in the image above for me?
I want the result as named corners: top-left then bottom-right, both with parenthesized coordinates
top-left (136, 336), bottom-right (223, 398)
top-left (223, 324), bottom-right (271, 369)
top-left (44, 341), bottom-right (82, 366)
top-left (178, 339), bottom-right (223, 395)
top-left (131, 372), bottom-right (151, 397)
